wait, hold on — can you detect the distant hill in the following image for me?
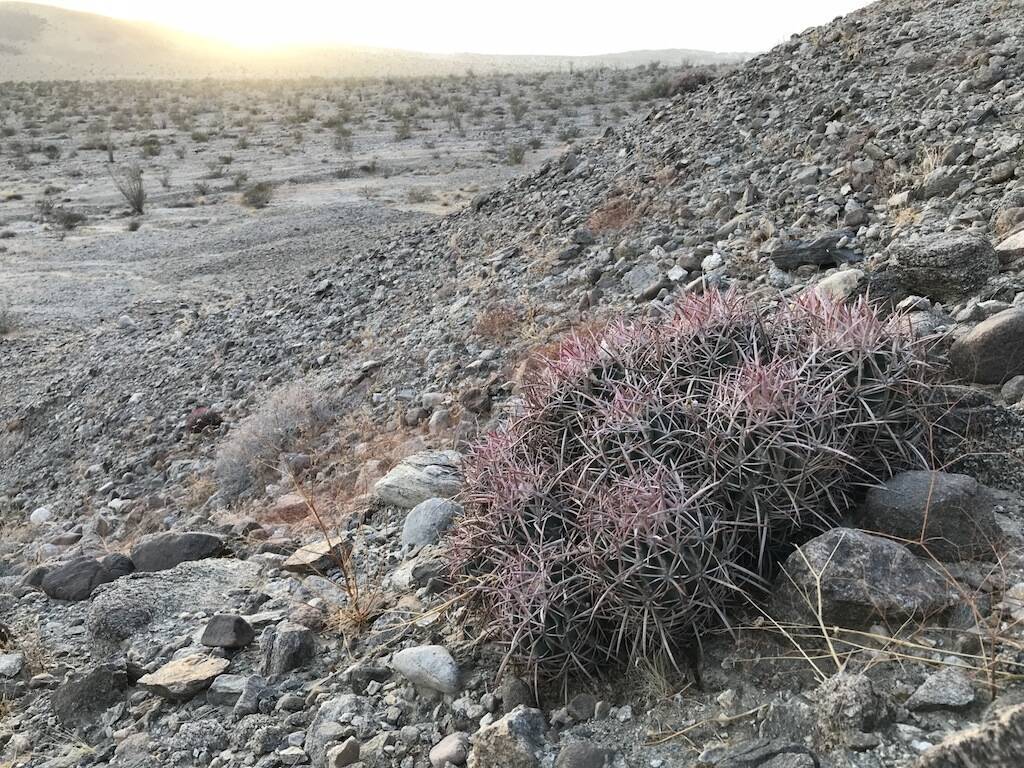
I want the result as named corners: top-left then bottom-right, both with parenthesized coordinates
top-left (0, 2), bottom-right (750, 81)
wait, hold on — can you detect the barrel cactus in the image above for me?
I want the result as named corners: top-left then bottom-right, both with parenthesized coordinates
top-left (450, 290), bottom-right (935, 680)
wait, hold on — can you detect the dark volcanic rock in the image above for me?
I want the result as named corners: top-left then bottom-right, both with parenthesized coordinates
top-left (130, 531), bottom-right (225, 572)
top-left (860, 471), bottom-right (1001, 561)
top-left (51, 660), bottom-right (129, 728)
top-left (40, 553), bottom-right (134, 601)
top-left (201, 614), bottom-right (255, 649)
top-left (771, 528), bottom-right (953, 629)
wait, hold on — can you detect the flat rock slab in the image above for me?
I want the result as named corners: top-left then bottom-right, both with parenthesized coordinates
top-left (282, 538), bottom-right (350, 574)
top-left (138, 654), bottom-right (230, 700)
top-left (87, 558), bottom-right (261, 643)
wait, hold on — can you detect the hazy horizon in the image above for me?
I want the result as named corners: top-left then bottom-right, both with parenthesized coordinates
top-left (7, 0), bottom-right (874, 55)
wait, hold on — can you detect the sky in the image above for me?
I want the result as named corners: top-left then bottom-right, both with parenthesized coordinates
top-left (30, 0), bottom-right (874, 55)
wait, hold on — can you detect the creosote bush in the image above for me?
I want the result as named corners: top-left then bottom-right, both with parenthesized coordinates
top-left (450, 290), bottom-right (936, 681)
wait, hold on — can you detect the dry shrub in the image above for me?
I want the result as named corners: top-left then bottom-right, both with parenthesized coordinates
top-left (474, 303), bottom-right (521, 341)
top-left (587, 196), bottom-right (637, 232)
top-left (450, 290), bottom-right (937, 681)
top-left (215, 383), bottom-right (334, 502)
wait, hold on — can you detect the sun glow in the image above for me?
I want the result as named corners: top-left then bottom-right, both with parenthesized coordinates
top-left (33, 1), bottom-right (874, 55)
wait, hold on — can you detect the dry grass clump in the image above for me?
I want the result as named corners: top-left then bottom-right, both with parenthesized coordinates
top-left (450, 290), bottom-right (936, 681)
top-left (215, 383), bottom-right (334, 502)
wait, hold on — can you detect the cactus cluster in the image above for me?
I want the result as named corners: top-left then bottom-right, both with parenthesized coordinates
top-left (449, 290), bottom-right (936, 680)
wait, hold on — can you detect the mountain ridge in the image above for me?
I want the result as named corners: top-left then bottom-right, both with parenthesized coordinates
top-left (0, 1), bottom-right (750, 80)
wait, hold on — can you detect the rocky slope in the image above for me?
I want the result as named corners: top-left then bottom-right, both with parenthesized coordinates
top-left (4, 0), bottom-right (1024, 767)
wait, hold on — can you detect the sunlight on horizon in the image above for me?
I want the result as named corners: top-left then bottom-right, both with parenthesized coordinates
top-left (25, 0), bottom-right (874, 55)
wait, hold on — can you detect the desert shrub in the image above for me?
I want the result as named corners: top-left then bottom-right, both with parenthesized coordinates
top-left (215, 383), bottom-right (334, 501)
top-left (506, 142), bottom-right (527, 166)
top-left (111, 163), bottom-right (145, 214)
top-left (450, 290), bottom-right (935, 680)
top-left (242, 181), bottom-right (273, 209)
top-left (0, 295), bottom-right (17, 335)
top-left (406, 188), bottom-right (434, 204)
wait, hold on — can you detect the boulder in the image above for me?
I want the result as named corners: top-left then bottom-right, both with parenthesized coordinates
top-left (40, 553), bottom-right (134, 601)
top-left (949, 308), bottom-right (1024, 384)
top-left (392, 645), bottom-right (460, 694)
top-left (860, 471), bottom-right (1001, 561)
top-left (771, 528), bottom-right (953, 629)
top-left (130, 531), bottom-right (225, 572)
top-left (374, 450), bottom-right (463, 508)
top-left (402, 498), bottom-right (461, 549)
top-left (51, 660), bottom-right (129, 728)
top-left (885, 233), bottom-right (997, 303)
top-left (468, 706), bottom-right (547, 768)
top-left (137, 654), bottom-right (230, 700)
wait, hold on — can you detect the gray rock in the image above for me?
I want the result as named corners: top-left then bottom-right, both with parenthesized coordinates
top-left (327, 737), bottom-right (361, 767)
top-left (885, 233), bottom-right (998, 303)
top-left (374, 450), bottom-right (463, 508)
top-left (260, 621), bottom-right (316, 676)
top-left (697, 739), bottom-right (817, 768)
top-left (0, 653), bottom-right (23, 678)
top-left (1001, 375), bottom-right (1024, 405)
top-left (207, 674), bottom-right (248, 706)
top-left (392, 644), bottom-right (460, 694)
top-left (950, 308), bottom-right (1024, 385)
top-left (906, 668), bottom-right (975, 711)
top-left (202, 614), bottom-right (256, 649)
top-left (306, 695), bottom-right (368, 768)
top-left (402, 498), bottom-right (461, 548)
top-left (130, 531), bottom-right (225, 571)
top-left (771, 528), bottom-right (953, 629)
top-left (467, 706), bottom-right (547, 768)
top-left (555, 742), bottom-right (611, 768)
top-left (51, 660), bottom-right (129, 728)
top-left (232, 675), bottom-right (268, 718)
top-left (860, 471), bottom-right (1001, 561)
top-left (916, 702), bottom-right (1024, 767)
top-left (429, 732), bottom-right (470, 768)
